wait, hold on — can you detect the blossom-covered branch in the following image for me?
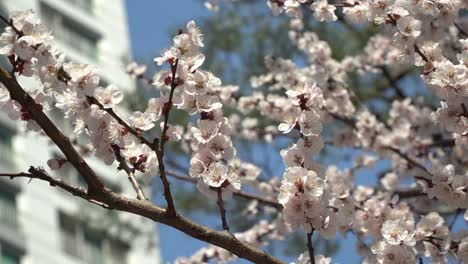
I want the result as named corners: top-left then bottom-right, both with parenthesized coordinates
top-left (1, 2), bottom-right (467, 263)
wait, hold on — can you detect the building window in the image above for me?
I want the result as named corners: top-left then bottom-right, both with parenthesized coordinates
top-left (83, 230), bottom-right (104, 264)
top-left (106, 240), bottom-right (128, 264)
top-left (59, 213), bottom-right (129, 264)
top-left (63, 0), bottom-right (94, 14)
top-left (0, 247), bottom-right (21, 264)
top-left (0, 125), bottom-right (15, 167)
top-left (0, 190), bottom-right (17, 229)
top-left (40, 3), bottom-right (99, 60)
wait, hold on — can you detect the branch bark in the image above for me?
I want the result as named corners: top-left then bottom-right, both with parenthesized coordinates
top-left (0, 168), bottom-right (284, 264)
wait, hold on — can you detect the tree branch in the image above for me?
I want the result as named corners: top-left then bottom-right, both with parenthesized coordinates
top-left (380, 66), bottom-right (405, 98)
top-left (1, 166), bottom-right (284, 263)
top-left (166, 169), bottom-right (282, 209)
top-left (0, 67), bottom-right (105, 195)
top-left (112, 144), bottom-right (147, 200)
top-left (0, 167), bottom-right (109, 208)
top-left (101, 190), bottom-right (284, 264)
top-left (306, 230), bottom-right (315, 264)
top-left (453, 22), bottom-right (468, 38)
top-left (216, 187), bottom-right (230, 231)
top-left (156, 58), bottom-right (180, 215)
top-left (385, 146), bottom-right (433, 177)
top-left (87, 89), bottom-right (175, 213)
top-left (394, 187), bottom-right (424, 199)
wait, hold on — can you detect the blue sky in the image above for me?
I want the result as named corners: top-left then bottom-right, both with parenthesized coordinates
top-left (126, 0), bottom-right (206, 60)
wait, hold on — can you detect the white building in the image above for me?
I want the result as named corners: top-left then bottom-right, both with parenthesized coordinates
top-left (0, 1), bottom-right (161, 263)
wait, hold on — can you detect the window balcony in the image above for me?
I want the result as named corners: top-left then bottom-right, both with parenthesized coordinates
top-left (63, 0), bottom-right (95, 15)
top-left (0, 190), bottom-right (17, 230)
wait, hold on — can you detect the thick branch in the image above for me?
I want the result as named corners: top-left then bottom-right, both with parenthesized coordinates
top-left (0, 67), bottom-right (105, 194)
top-left (100, 190), bottom-right (284, 264)
top-left (2, 167), bottom-right (284, 264)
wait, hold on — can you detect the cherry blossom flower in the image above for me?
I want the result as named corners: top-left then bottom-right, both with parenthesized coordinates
top-left (94, 84), bottom-right (123, 109)
top-left (310, 0), bottom-right (337, 22)
top-left (129, 111), bottom-right (156, 131)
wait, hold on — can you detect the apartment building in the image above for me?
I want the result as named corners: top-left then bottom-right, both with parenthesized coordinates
top-left (0, 1), bottom-right (161, 263)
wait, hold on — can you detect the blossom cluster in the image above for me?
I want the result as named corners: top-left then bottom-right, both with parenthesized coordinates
top-left (0, 10), bottom-right (135, 166)
top-left (253, 1), bottom-right (468, 262)
top-left (153, 26), bottom-right (242, 198)
top-left (0, 10), bottom-right (243, 199)
top-left (1, 2), bottom-right (468, 264)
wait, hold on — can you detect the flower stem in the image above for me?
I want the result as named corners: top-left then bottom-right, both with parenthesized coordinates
top-left (216, 188), bottom-right (229, 231)
top-left (307, 230), bottom-right (315, 264)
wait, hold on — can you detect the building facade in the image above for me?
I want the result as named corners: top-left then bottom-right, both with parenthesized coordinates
top-left (0, 1), bottom-right (161, 263)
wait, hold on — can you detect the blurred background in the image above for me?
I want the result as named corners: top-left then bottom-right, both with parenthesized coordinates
top-left (0, 0), bottom-right (465, 264)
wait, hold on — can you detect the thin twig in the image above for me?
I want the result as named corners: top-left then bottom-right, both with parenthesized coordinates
top-left (454, 22), bottom-right (468, 38)
top-left (385, 146), bottom-right (433, 177)
top-left (449, 209), bottom-right (462, 230)
top-left (0, 15), bottom-right (23, 36)
top-left (153, 59), bottom-right (179, 215)
top-left (216, 188), bottom-right (230, 231)
top-left (87, 96), bottom-right (156, 148)
top-left (154, 58), bottom-right (181, 216)
top-left (326, 111), bottom-right (357, 129)
top-left (413, 44), bottom-right (429, 63)
top-left (166, 169), bottom-right (282, 209)
top-left (395, 187), bottom-right (424, 199)
top-left (112, 144), bottom-right (146, 200)
top-left (0, 167), bottom-right (110, 209)
top-left (306, 230), bottom-right (315, 264)
top-left (160, 58), bottom-right (179, 147)
top-left (380, 66), bottom-right (405, 98)
top-left (87, 95), bottom-right (176, 214)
